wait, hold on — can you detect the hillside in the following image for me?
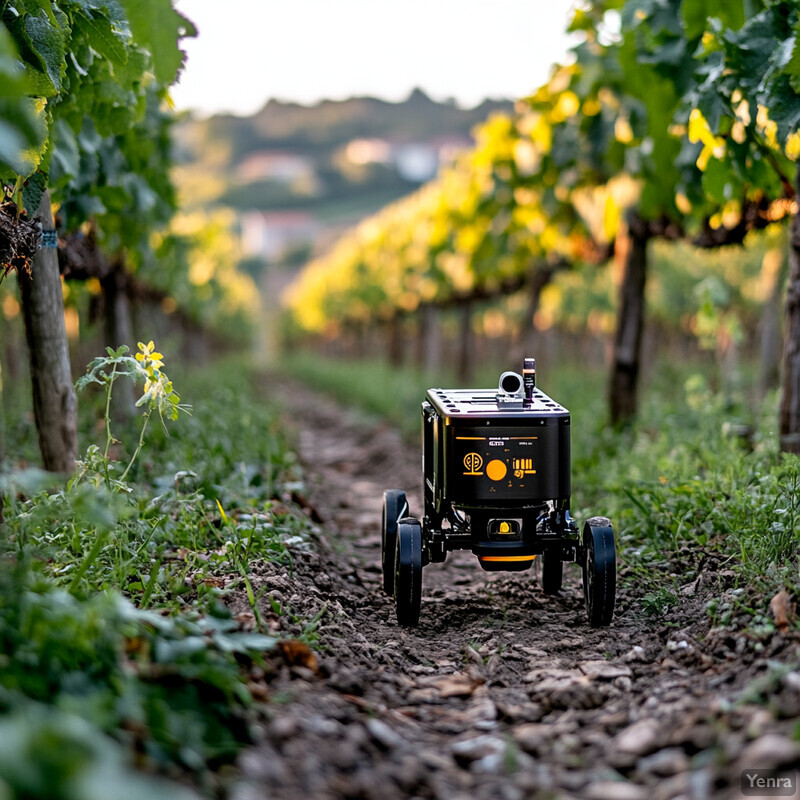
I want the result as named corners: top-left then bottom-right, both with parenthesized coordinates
top-left (172, 89), bottom-right (514, 264)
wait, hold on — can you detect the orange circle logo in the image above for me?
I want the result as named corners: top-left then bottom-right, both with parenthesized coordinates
top-left (486, 459), bottom-right (508, 481)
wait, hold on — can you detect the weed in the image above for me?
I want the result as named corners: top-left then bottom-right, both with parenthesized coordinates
top-left (642, 587), bottom-right (680, 617)
top-left (0, 349), bottom-right (317, 794)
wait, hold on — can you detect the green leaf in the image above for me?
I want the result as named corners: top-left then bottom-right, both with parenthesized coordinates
top-left (24, 11), bottom-right (67, 93)
top-left (701, 155), bottom-right (734, 204)
top-left (21, 168), bottom-right (46, 214)
top-left (762, 74), bottom-right (800, 144)
top-left (0, 26), bottom-right (48, 176)
top-left (788, 29), bottom-right (800, 93)
top-left (212, 631), bottom-right (278, 654)
top-left (29, 0), bottom-right (58, 25)
top-left (0, 704), bottom-right (201, 800)
top-left (49, 117), bottom-right (80, 185)
top-left (118, 0), bottom-right (193, 85)
top-left (683, 0), bottom-right (745, 41)
top-left (80, 12), bottom-right (129, 67)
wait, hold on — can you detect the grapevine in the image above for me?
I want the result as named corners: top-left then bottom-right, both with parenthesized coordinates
top-left (284, 0), bottom-right (800, 434)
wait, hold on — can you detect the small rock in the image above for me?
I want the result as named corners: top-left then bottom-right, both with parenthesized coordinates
top-left (463, 696), bottom-right (497, 724)
top-left (599, 710), bottom-right (630, 732)
top-left (739, 734), bottom-right (800, 768)
top-left (622, 646), bottom-right (647, 663)
top-left (451, 734), bottom-right (506, 765)
top-left (615, 718), bottom-right (661, 756)
top-left (613, 676), bottom-right (633, 693)
top-left (327, 669), bottom-right (363, 696)
top-left (236, 745), bottom-right (288, 783)
top-left (303, 715), bottom-right (341, 737)
top-left (419, 750), bottom-right (453, 771)
top-left (366, 718), bottom-right (404, 751)
top-left (651, 772), bottom-right (690, 800)
top-left (580, 661), bottom-right (633, 680)
top-left (637, 747), bottom-right (689, 777)
top-left (345, 723), bottom-right (368, 748)
top-left (429, 671), bottom-right (482, 698)
top-left (496, 702), bottom-right (545, 724)
top-left (478, 637), bottom-right (499, 656)
top-left (267, 715), bottom-right (299, 741)
top-left (519, 646), bottom-right (548, 658)
top-left (584, 780), bottom-right (648, 800)
top-left (745, 708), bottom-right (775, 738)
top-left (524, 667), bottom-right (580, 683)
top-left (464, 646), bottom-right (485, 668)
top-left (666, 639), bottom-right (689, 652)
top-left (530, 674), bottom-right (606, 710)
top-left (330, 740), bottom-right (360, 771)
top-left (471, 751), bottom-right (504, 773)
top-left (289, 665), bottom-right (316, 681)
top-left (513, 723), bottom-right (550, 754)
top-left (407, 687), bottom-right (440, 704)
top-left (680, 577), bottom-right (699, 596)
top-left (313, 572), bottom-right (332, 590)
top-left (783, 671), bottom-right (800, 691)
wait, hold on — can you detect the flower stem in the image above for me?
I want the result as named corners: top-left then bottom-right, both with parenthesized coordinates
top-left (120, 409), bottom-right (150, 483)
top-left (103, 361), bottom-right (119, 488)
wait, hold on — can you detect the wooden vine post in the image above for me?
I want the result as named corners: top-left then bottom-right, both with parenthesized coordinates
top-left (18, 191), bottom-right (78, 472)
top-left (100, 257), bottom-right (136, 421)
top-left (609, 214), bottom-right (649, 428)
top-left (456, 302), bottom-right (473, 383)
top-left (780, 162), bottom-right (800, 454)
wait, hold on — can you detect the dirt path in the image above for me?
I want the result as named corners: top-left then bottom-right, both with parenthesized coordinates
top-left (231, 377), bottom-right (800, 800)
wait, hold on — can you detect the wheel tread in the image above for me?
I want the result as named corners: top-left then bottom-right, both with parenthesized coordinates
top-left (395, 517), bottom-right (422, 627)
top-left (381, 490), bottom-right (406, 596)
top-left (583, 520), bottom-right (616, 627)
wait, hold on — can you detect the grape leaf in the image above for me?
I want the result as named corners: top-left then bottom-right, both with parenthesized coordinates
top-left (0, 25), bottom-right (47, 176)
top-left (789, 26), bottom-right (800, 93)
top-left (762, 74), bottom-right (800, 143)
top-left (682, 0), bottom-right (745, 41)
top-left (21, 168), bottom-right (46, 215)
top-left (28, 0), bottom-right (57, 26)
top-left (49, 117), bottom-right (80, 185)
top-left (80, 12), bottom-right (128, 67)
top-left (24, 11), bottom-right (66, 93)
top-left (119, 0), bottom-right (192, 85)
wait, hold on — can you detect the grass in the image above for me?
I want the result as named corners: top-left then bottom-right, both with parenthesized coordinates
top-left (0, 347), bottom-right (317, 798)
top-left (3, 341), bottom-right (799, 796)
top-left (6, 351), bottom-right (308, 611)
top-left (278, 348), bottom-right (800, 630)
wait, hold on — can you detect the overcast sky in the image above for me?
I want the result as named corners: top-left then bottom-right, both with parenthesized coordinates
top-left (171, 0), bottom-right (579, 116)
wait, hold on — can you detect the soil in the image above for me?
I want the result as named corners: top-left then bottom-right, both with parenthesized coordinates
top-left (230, 376), bottom-right (800, 800)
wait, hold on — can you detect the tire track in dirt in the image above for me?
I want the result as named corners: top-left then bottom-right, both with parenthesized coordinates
top-left (231, 375), bottom-right (800, 800)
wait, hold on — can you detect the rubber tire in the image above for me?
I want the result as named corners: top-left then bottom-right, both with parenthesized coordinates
top-left (394, 518), bottom-right (422, 627)
top-left (582, 518), bottom-right (616, 627)
top-left (541, 549), bottom-right (563, 595)
top-left (382, 490), bottom-right (407, 596)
